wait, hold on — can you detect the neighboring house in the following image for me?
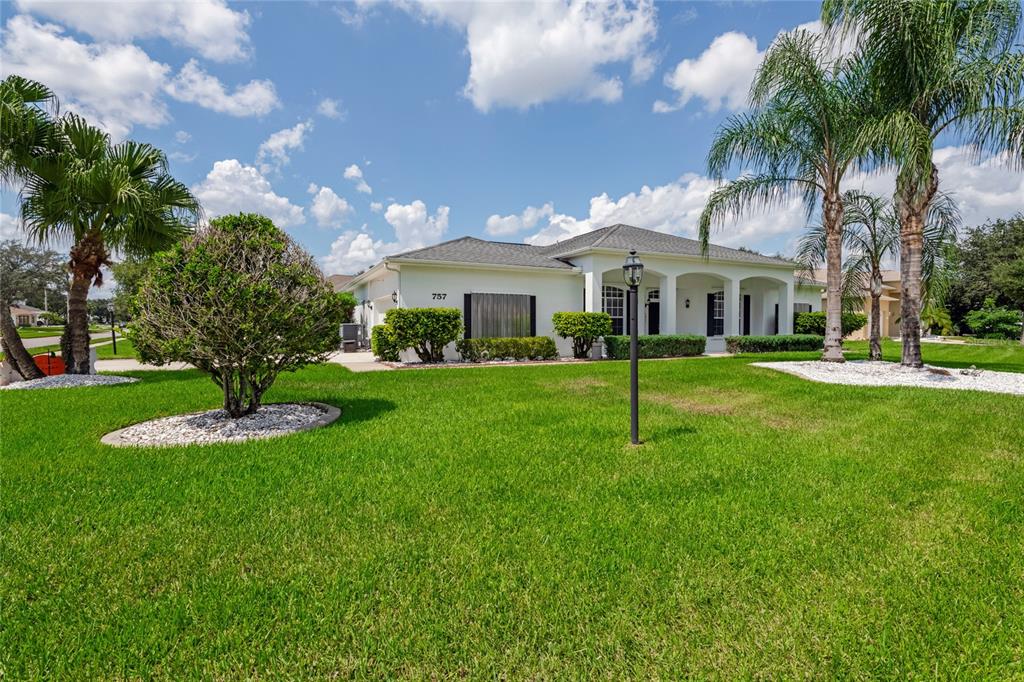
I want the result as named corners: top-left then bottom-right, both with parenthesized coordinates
top-left (9, 303), bottom-right (44, 327)
top-left (806, 268), bottom-right (902, 341)
top-left (327, 274), bottom-right (354, 292)
top-left (341, 224), bottom-right (809, 359)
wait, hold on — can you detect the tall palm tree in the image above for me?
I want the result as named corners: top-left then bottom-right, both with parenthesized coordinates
top-left (0, 75), bottom-right (59, 380)
top-left (1, 75), bottom-right (57, 185)
top-left (699, 30), bottom-right (873, 362)
top-left (822, 0), bottom-right (1024, 367)
top-left (21, 115), bottom-right (201, 373)
top-left (798, 190), bottom-right (959, 360)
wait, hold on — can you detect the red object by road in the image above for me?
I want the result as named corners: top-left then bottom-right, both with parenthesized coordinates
top-left (33, 352), bottom-right (65, 376)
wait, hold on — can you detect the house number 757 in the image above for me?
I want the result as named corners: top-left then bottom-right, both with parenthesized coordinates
top-left (431, 293), bottom-right (447, 300)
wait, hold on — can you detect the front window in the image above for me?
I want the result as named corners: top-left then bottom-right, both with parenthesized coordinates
top-left (468, 293), bottom-right (533, 338)
top-left (602, 285), bottom-right (625, 335)
top-left (711, 291), bottom-right (724, 336)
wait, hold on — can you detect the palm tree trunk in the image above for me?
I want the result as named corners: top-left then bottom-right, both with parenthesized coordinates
top-left (64, 230), bottom-right (109, 374)
top-left (822, 192), bottom-right (845, 362)
top-left (65, 274), bottom-right (92, 374)
top-left (869, 293), bottom-right (882, 361)
top-left (0, 301), bottom-right (44, 380)
top-left (895, 166), bottom-right (937, 368)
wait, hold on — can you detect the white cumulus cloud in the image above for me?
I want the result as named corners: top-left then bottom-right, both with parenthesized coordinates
top-left (843, 146), bottom-right (1024, 230)
top-left (316, 97), bottom-right (345, 119)
top-left (256, 120), bottom-right (313, 173)
top-left (0, 15), bottom-right (170, 140)
top-left (403, 0), bottom-right (658, 112)
top-left (654, 31), bottom-right (763, 114)
top-left (485, 202), bottom-right (555, 236)
top-left (193, 159), bottom-right (304, 228)
top-left (1, 212), bottom-right (24, 241)
top-left (165, 59), bottom-right (280, 117)
top-left (174, 130), bottom-right (191, 144)
top-left (14, 0), bottom-right (251, 62)
top-left (519, 173), bottom-right (806, 252)
top-left (322, 200), bottom-right (449, 273)
top-left (344, 164), bottom-right (372, 194)
top-left (307, 184), bottom-right (353, 228)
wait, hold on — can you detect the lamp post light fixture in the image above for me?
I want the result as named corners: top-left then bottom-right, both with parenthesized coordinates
top-left (107, 301), bottom-right (117, 355)
top-left (622, 249), bottom-right (644, 445)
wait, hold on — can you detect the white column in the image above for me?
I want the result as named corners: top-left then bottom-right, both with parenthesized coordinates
top-left (585, 270), bottom-right (602, 313)
top-left (724, 278), bottom-right (741, 336)
top-left (778, 280), bottom-right (794, 334)
top-left (661, 274), bottom-right (677, 334)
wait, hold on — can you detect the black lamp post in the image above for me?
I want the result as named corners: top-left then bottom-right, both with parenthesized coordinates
top-left (107, 301), bottom-right (117, 355)
top-left (622, 249), bottom-right (644, 445)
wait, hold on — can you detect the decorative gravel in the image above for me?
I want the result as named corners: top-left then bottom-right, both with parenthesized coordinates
top-left (0, 374), bottom-right (138, 390)
top-left (101, 402), bottom-right (339, 448)
top-left (751, 360), bottom-right (1024, 396)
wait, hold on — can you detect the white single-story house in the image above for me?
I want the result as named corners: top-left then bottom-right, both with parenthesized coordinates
top-left (341, 224), bottom-right (825, 359)
top-left (9, 303), bottom-right (44, 327)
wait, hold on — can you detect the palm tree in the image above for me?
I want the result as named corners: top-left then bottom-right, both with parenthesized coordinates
top-left (0, 75), bottom-right (59, 380)
top-left (798, 190), bottom-right (958, 360)
top-left (21, 115), bottom-right (201, 373)
top-left (1, 75), bottom-right (57, 185)
top-left (699, 30), bottom-right (873, 362)
top-left (822, 0), bottom-right (1024, 367)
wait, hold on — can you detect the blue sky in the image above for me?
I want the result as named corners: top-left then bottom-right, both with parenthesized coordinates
top-left (2, 1), bottom-right (1022, 278)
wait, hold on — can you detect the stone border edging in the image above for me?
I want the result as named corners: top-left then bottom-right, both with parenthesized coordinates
top-left (100, 401), bottom-right (341, 448)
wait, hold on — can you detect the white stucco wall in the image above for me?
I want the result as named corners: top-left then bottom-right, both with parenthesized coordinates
top-left (352, 262), bottom-right (583, 360)
top-left (794, 284), bottom-right (824, 312)
top-left (346, 250), bottom-right (801, 360)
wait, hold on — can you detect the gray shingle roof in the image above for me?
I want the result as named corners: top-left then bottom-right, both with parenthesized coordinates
top-left (390, 236), bottom-right (576, 269)
top-left (387, 225), bottom-right (794, 270)
top-left (539, 224), bottom-right (795, 266)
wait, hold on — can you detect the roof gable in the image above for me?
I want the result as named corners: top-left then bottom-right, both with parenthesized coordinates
top-left (540, 224), bottom-right (794, 267)
top-left (381, 224), bottom-right (795, 272)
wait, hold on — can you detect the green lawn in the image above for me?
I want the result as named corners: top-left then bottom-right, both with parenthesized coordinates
top-left (94, 337), bottom-right (135, 359)
top-left (16, 325), bottom-right (107, 339)
top-left (2, 351), bottom-right (1022, 678)
top-left (841, 338), bottom-right (1024, 372)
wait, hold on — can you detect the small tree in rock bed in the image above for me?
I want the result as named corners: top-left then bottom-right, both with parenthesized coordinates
top-left (131, 213), bottom-right (345, 417)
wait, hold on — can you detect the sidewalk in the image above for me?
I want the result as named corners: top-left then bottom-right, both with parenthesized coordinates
top-left (95, 351), bottom-right (391, 373)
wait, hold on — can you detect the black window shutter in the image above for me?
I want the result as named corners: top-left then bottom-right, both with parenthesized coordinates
top-left (529, 296), bottom-right (536, 337)
top-left (464, 293), bottom-right (472, 339)
top-left (706, 293), bottom-right (714, 336)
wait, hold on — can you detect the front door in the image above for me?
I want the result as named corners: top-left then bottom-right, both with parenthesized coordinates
top-left (742, 294), bottom-right (751, 335)
top-left (647, 302), bottom-right (660, 335)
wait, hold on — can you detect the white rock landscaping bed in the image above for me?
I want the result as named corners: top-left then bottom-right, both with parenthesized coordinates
top-left (751, 360), bottom-right (1024, 396)
top-left (101, 402), bottom-right (340, 448)
top-left (0, 374), bottom-right (139, 390)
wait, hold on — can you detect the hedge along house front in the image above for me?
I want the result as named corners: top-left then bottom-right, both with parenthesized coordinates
top-left (340, 224), bottom-right (805, 360)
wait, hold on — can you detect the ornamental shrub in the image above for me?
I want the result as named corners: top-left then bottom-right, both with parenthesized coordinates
top-left (552, 311), bottom-right (612, 358)
top-left (385, 307), bottom-right (462, 363)
top-left (370, 324), bottom-right (401, 361)
top-left (794, 311), bottom-right (868, 337)
top-left (964, 298), bottom-right (1022, 339)
top-left (455, 336), bottom-right (558, 362)
top-left (130, 213), bottom-right (345, 418)
top-left (603, 334), bottom-right (706, 359)
top-left (338, 291), bottom-right (358, 323)
top-left (39, 311), bottom-right (65, 325)
top-left (725, 334), bottom-right (824, 353)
